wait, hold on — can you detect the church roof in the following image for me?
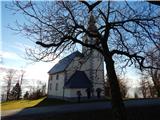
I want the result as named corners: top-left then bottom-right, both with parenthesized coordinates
top-left (64, 71), bottom-right (92, 88)
top-left (48, 51), bottom-right (83, 74)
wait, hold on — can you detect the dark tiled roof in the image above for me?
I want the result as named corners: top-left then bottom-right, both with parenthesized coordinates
top-left (48, 51), bottom-right (83, 74)
top-left (64, 71), bottom-right (92, 88)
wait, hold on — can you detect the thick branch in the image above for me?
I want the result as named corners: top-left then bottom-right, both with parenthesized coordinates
top-left (148, 1), bottom-right (160, 6)
top-left (111, 49), bottom-right (160, 70)
top-left (80, 1), bottom-right (102, 12)
top-left (36, 39), bottom-right (65, 47)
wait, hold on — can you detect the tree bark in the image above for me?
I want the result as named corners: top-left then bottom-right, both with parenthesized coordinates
top-left (151, 70), bottom-right (160, 97)
top-left (104, 56), bottom-right (127, 120)
top-left (153, 80), bottom-right (160, 97)
top-left (157, 90), bottom-right (160, 97)
top-left (6, 91), bottom-right (10, 101)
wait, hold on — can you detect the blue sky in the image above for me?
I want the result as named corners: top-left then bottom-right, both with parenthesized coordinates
top-left (0, 1), bottom-right (58, 84)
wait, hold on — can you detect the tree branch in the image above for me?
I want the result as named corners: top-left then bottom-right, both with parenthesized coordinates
top-left (80, 1), bottom-right (102, 12)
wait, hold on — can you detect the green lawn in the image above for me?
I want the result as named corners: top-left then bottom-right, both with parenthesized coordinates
top-left (1, 97), bottom-right (110, 111)
top-left (1, 97), bottom-right (72, 111)
top-left (1, 97), bottom-right (46, 111)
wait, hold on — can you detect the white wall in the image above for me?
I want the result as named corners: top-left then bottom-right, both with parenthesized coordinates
top-left (48, 72), bottom-right (65, 97)
top-left (64, 88), bottom-right (87, 98)
top-left (81, 49), bottom-right (105, 95)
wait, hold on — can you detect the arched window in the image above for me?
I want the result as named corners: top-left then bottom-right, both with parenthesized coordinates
top-left (49, 83), bottom-right (52, 90)
top-left (56, 74), bottom-right (59, 80)
top-left (55, 83), bottom-right (58, 91)
top-left (50, 75), bottom-right (52, 80)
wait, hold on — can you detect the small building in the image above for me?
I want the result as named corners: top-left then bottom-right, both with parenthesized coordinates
top-left (48, 14), bottom-right (104, 99)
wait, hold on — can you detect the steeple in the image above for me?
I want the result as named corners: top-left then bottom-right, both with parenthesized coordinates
top-left (87, 13), bottom-right (98, 35)
top-left (82, 13), bottom-right (98, 53)
top-left (81, 13), bottom-right (104, 97)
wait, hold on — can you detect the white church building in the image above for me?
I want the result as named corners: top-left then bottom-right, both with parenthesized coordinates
top-left (47, 14), bottom-right (105, 99)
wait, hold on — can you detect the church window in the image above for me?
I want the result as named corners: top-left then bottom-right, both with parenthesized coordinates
top-left (49, 83), bottom-right (52, 90)
top-left (56, 74), bottom-right (59, 80)
top-left (50, 75), bottom-right (52, 80)
top-left (55, 83), bottom-right (58, 91)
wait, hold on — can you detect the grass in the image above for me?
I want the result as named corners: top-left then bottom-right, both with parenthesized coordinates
top-left (1, 97), bottom-right (72, 111)
top-left (1, 97), bottom-right (75, 111)
top-left (1, 97), bottom-right (46, 111)
top-left (33, 97), bottom-right (71, 107)
top-left (1, 97), bottom-right (110, 111)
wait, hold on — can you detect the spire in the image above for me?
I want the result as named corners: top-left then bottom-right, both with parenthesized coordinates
top-left (82, 13), bottom-right (99, 53)
top-left (87, 13), bottom-right (98, 35)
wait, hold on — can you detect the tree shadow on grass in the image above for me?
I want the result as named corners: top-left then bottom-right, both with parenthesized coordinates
top-left (32, 97), bottom-right (71, 108)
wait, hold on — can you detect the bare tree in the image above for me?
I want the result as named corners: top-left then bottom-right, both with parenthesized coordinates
top-left (8, 1), bottom-right (160, 120)
top-left (145, 47), bottom-right (160, 97)
top-left (4, 69), bottom-right (17, 101)
top-left (139, 79), bottom-right (148, 98)
top-left (134, 92), bottom-right (139, 99)
top-left (19, 69), bottom-right (25, 86)
top-left (119, 78), bottom-right (129, 99)
top-left (105, 76), bottom-right (129, 99)
top-left (139, 78), bottom-right (156, 98)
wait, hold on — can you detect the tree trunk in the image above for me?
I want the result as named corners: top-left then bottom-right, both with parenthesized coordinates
top-left (104, 56), bottom-right (127, 120)
top-left (152, 77), bottom-right (160, 97)
top-left (6, 91), bottom-right (9, 101)
top-left (154, 84), bottom-right (160, 97)
top-left (157, 90), bottom-right (160, 97)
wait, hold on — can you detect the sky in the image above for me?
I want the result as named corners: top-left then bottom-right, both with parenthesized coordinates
top-left (0, 1), bottom-right (59, 89)
top-left (0, 1), bottom-right (144, 97)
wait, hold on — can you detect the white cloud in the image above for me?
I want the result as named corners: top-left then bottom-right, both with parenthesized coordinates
top-left (0, 51), bottom-right (22, 60)
top-left (13, 42), bottom-right (33, 53)
top-left (0, 50), bottom-right (59, 81)
top-left (24, 60), bottom-right (59, 82)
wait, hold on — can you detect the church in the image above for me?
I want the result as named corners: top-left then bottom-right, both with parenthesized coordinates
top-left (47, 14), bottom-right (105, 99)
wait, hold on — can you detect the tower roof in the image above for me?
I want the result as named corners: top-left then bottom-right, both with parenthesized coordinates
top-left (87, 13), bottom-right (98, 34)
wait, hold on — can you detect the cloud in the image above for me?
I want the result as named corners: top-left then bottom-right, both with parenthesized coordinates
top-left (13, 42), bottom-right (33, 53)
top-left (0, 59), bottom-right (59, 88)
top-left (24, 60), bottom-right (59, 82)
top-left (0, 49), bottom-right (59, 83)
top-left (0, 51), bottom-right (22, 60)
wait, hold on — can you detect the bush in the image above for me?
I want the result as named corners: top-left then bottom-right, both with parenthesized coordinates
top-left (28, 89), bottom-right (44, 100)
top-left (9, 82), bottom-right (21, 100)
top-left (23, 91), bottom-right (29, 99)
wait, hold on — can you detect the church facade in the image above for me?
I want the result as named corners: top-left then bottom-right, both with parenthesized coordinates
top-left (47, 14), bottom-right (105, 99)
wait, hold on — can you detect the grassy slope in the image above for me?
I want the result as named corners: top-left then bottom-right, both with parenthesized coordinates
top-left (1, 97), bottom-right (110, 111)
top-left (1, 97), bottom-right (71, 111)
top-left (1, 97), bottom-right (46, 111)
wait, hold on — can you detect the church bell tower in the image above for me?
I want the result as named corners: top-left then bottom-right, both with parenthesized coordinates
top-left (82, 13), bottom-right (104, 96)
